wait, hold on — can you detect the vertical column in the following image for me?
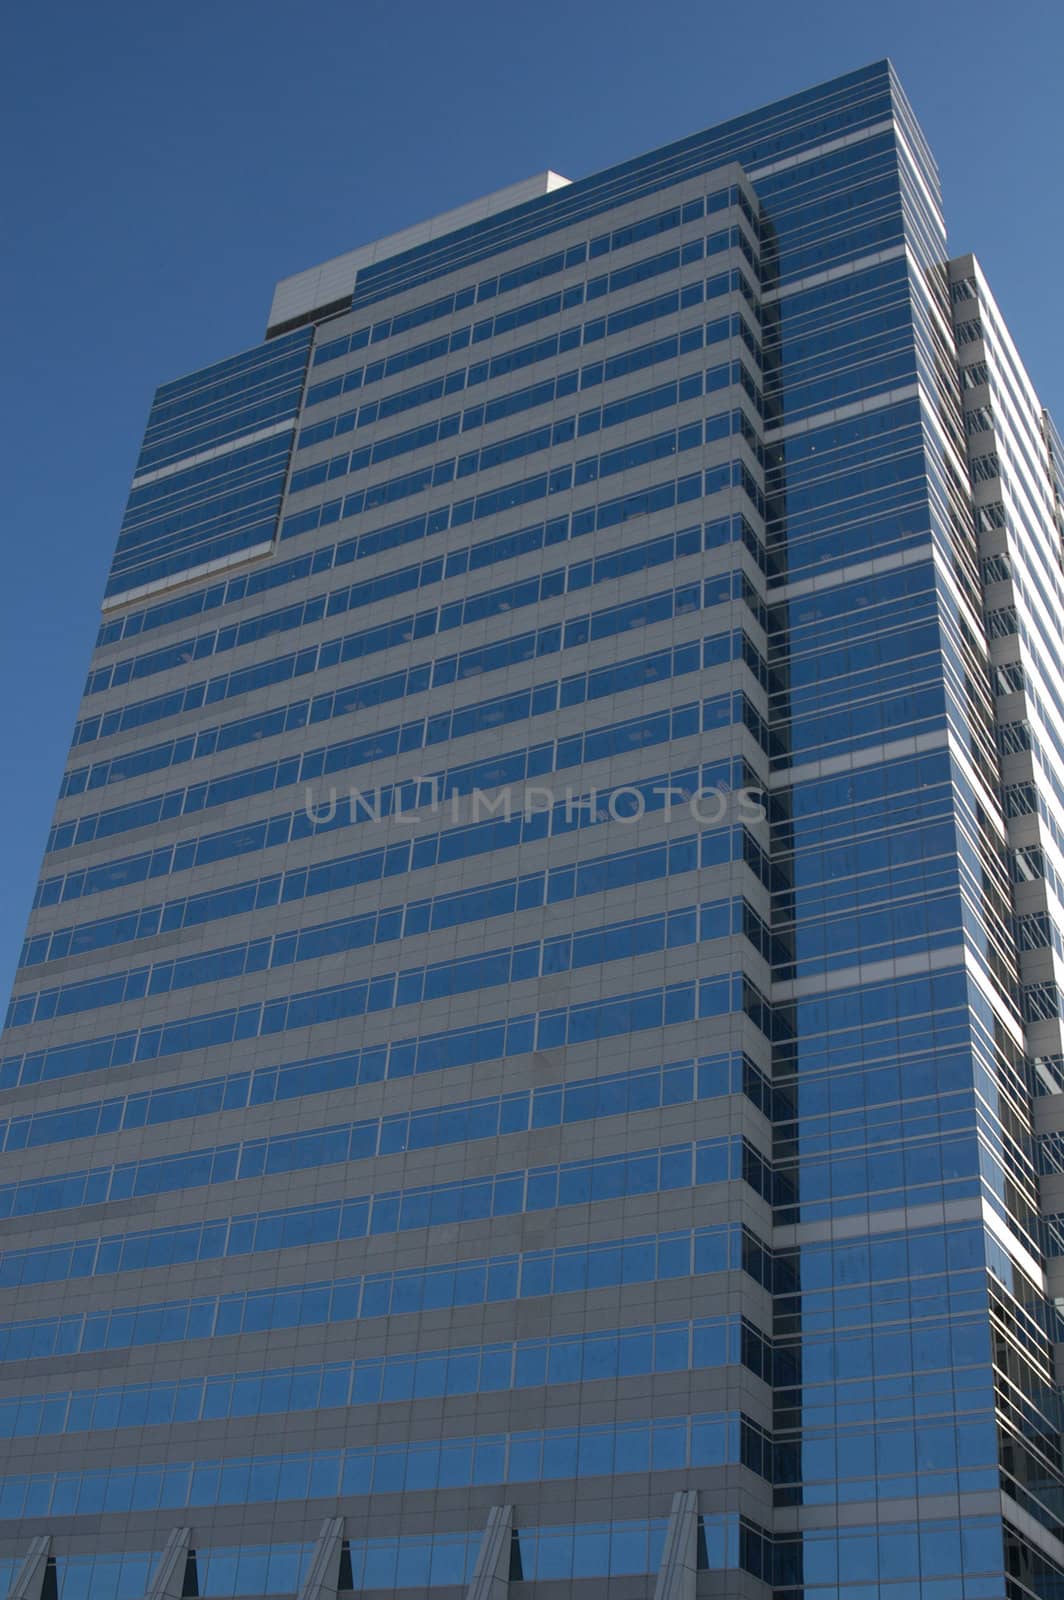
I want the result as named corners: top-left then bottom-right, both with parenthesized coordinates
top-left (8, 1536), bottom-right (51, 1600)
top-left (297, 1516), bottom-right (345, 1600)
top-left (143, 1527), bottom-right (192, 1600)
top-left (653, 1489), bottom-right (700, 1600)
top-left (466, 1505), bottom-right (514, 1599)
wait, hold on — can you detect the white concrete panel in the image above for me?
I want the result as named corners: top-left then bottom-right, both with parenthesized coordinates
top-left (267, 172), bottom-right (570, 331)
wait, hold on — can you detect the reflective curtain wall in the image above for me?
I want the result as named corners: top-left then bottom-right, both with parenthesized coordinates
top-left (1, 59), bottom-right (1062, 1600)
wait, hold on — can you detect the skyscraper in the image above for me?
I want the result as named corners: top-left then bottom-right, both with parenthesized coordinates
top-left (1, 54), bottom-right (1062, 1597)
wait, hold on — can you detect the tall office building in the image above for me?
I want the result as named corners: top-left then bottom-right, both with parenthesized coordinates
top-left (1, 56), bottom-right (1063, 1599)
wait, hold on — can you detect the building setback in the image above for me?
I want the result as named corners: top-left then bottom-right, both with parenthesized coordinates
top-left (1, 56), bottom-right (1063, 1600)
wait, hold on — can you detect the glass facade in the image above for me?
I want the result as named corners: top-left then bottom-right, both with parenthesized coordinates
top-left (2, 58), bottom-right (1063, 1598)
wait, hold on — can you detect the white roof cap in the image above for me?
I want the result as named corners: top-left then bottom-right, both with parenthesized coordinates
top-left (268, 170), bottom-right (571, 332)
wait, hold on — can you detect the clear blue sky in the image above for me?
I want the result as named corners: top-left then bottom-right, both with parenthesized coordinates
top-left (1, 0), bottom-right (1060, 1000)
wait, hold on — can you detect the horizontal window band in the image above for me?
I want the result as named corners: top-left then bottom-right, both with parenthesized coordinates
top-left (11, 831), bottom-right (771, 1028)
top-left (65, 575), bottom-right (764, 800)
top-left (311, 184), bottom-right (756, 368)
top-left (48, 645), bottom-right (771, 857)
top-left (93, 452), bottom-right (763, 654)
top-left (35, 746), bottom-right (754, 917)
top-left (0, 1407), bottom-right (771, 1522)
top-left (3, 906), bottom-right (770, 1082)
top-left (300, 307), bottom-right (755, 449)
top-left (0, 1134), bottom-right (774, 1289)
top-left (0, 1044), bottom-right (770, 1220)
top-left (77, 515), bottom-right (763, 748)
top-left (1, 959), bottom-right (771, 1094)
top-left (0, 1313), bottom-right (770, 1441)
top-left (0, 1220), bottom-right (769, 1364)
